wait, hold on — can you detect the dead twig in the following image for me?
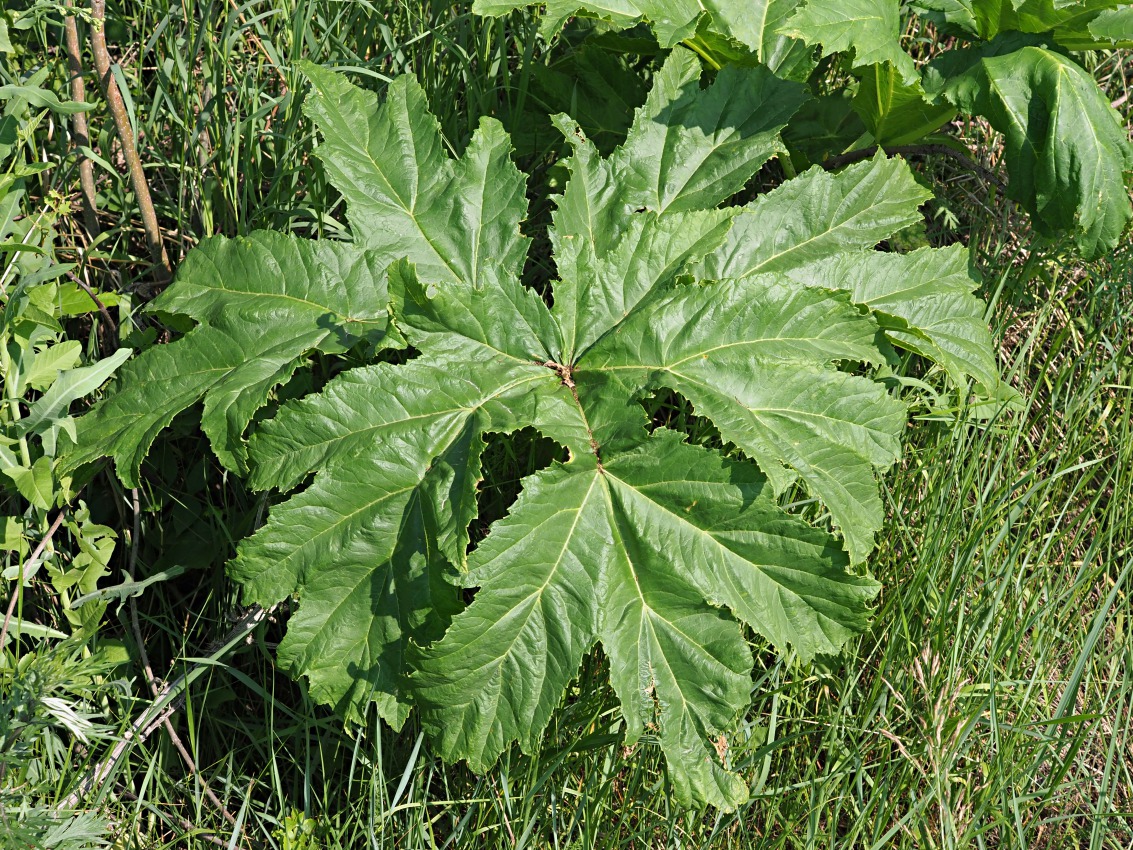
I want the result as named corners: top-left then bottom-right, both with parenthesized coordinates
top-left (88, 0), bottom-right (171, 289)
top-left (0, 508), bottom-right (70, 651)
top-left (124, 488), bottom-right (240, 828)
top-left (113, 785), bottom-right (231, 847)
top-left (67, 269), bottom-right (118, 352)
top-left (820, 143), bottom-right (1009, 194)
top-left (63, 2), bottom-right (100, 239)
top-left (62, 602), bottom-right (274, 808)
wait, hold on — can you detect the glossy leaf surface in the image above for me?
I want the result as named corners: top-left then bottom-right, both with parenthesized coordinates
top-left (70, 52), bottom-right (1006, 808)
top-left (928, 40), bottom-right (1133, 258)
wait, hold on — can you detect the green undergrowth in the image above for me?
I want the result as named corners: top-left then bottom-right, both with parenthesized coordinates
top-left (20, 248), bottom-right (1127, 848)
top-left (1, 0), bottom-right (1130, 847)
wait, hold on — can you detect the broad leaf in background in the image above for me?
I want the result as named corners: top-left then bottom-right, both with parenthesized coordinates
top-left (782, 92), bottom-right (867, 164)
top-left (501, 35), bottom-right (650, 157)
top-left (853, 63), bottom-right (957, 146)
top-left (927, 38), bottom-right (1133, 258)
top-left (1085, 5), bottom-right (1133, 42)
top-left (782, 0), bottom-right (918, 83)
top-left (910, 0), bottom-right (1127, 39)
top-left (71, 51), bottom-right (1007, 808)
top-left (473, 0), bottom-right (814, 77)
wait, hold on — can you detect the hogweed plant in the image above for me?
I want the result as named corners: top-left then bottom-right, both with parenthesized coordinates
top-left (66, 49), bottom-right (1012, 807)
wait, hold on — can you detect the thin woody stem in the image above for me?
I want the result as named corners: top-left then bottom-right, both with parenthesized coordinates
top-left (63, 603), bottom-right (274, 808)
top-left (89, 0), bottom-right (171, 288)
top-left (63, 2), bottom-right (100, 239)
top-left (820, 143), bottom-right (1008, 193)
top-left (0, 509), bottom-right (70, 652)
top-left (125, 487), bottom-right (240, 827)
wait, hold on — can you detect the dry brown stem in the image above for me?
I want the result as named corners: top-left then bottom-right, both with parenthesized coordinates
top-left (63, 3), bottom-right (100, 239)
top-left (89, 0), bottom-right (171, 289)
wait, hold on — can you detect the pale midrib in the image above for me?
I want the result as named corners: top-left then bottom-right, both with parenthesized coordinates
top-left (607, 472), bottom-right (830, 610)
top-left (188, 283), bottom-right (379, 321)
top-left (242, 478), bottom-right (420, 595)
top-left (590, 336), bottom-right (865, 372)
top-left (602, 486), bottom-right (720, 731)
top-left (88, 328), bottom-right (338, 455)
top-left (295, 483), bottom-right (429, 686)
top-left (428, 473), bottom-right (600, 696)
top-left (665, 369), bottom-right (901, 450)
top-left (321, 91), bottom-right (465, 285)
top-left (255, 372), bottom-right (549, 468)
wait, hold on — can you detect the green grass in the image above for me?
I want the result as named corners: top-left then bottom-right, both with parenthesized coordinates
top-left (1, 2), bottom-right (1131, 847)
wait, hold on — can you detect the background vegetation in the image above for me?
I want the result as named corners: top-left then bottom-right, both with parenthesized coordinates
top-left (1, 1), bottom-right (1130, 847)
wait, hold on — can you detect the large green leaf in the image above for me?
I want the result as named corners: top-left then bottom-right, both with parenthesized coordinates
top-left (928, 40), bottom-right (1133, 258)
top-left (911, 0), bottom-right (1126, 39)
top-left (64, 233), bottom-right (394, 485)
top-left (694, 154), bottom-right (933, 278)
top-left (550, 48), bottom-right (807, 361)
top-left (781, 0), bottom-right (919, 83)
top-left (853, 63), bottom-right (957, 146)
top-left (233, 346), bottom-right (557, 724)
top-left (413, 431), bottom-right (878, 809)
top-left (70, 51), bottom-right (1005, 807)
top-left (714, 0), bottom-right (814, 80)
top-left (300, 62), bottom-right (558, 357)
top-left (473, 0), bottom-right (812, 65)
top-left (580, 277), bottom-right (905, 564)
top-left (780, 246), bottom-right (1004, 394)
top-left (693, 156), bottom-right (1009, 397)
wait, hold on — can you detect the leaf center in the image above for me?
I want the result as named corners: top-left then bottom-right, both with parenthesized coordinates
top-left (540, 359), bottom-right (604, 469)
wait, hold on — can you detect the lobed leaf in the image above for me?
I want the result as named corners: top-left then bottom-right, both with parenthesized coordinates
top-left (582, 278), bottom-right (905, 564)
top-left (781, 0), bottom-right (918, 84)
top-left (64, 233), bottom-right (394, 485)
top-left (69, 50), bottom-right (1008, 807)
top-left (1085, 5), bottom-right (1133, 42)
top-left (300, 63), bottom-right (557, 351)
top-left (550, 49), bottom-right (807, 362)
top-left (414, 432), bottom-right (879, 809)
top-left (233, 341), bottom-right (562, 724)
top-left (780, 245), bottom-right (1006, 394)
top-left (695, 153), bottom-right (932, 278)
top-left (853, 63), bottom-right (957, 146)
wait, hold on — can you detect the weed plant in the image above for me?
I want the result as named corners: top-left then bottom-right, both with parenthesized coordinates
top-left (0, 1), bottom-right (1129, 847)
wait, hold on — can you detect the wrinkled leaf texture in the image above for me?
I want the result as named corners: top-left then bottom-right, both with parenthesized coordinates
top-left (69, 49), bottom-right (1006, 808)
